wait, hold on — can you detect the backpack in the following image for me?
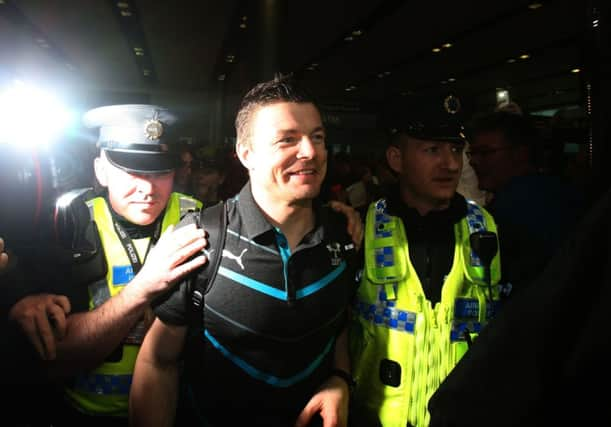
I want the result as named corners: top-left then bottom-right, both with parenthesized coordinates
top-left (180, 201), bottom-right (227, 330)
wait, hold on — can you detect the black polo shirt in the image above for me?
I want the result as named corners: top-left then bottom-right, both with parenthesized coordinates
top-left (155, 182), bottom-right (359, 426)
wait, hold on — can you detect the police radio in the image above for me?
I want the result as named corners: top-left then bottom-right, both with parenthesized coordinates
top-left (469, 230), bottom-right (498, 302)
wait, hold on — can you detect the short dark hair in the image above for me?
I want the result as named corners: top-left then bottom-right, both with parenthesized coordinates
top-left (235, 74), bottom-right (317, 147)
top-left (466, 111), bottom-right (539, 162)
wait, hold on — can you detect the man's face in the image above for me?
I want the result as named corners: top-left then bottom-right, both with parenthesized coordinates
top-left (388, 135), bottom-right (463, 209)
top-left (192, 168), bottom-right (224, 202)
top-left (94, 153), bottom-right (175, 225)
top-left (238, 102), bottom-right (327, 205)
top-left (175, 150), bottom-right (193, 187)
top-left (468, 130), bottom-right (518, 191)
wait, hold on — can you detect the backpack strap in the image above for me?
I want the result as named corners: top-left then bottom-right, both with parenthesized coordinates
top-left (188, 200), bottom-right (227, 330)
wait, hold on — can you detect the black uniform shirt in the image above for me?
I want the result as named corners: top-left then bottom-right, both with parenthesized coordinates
top-left (386, 190), bottom-right (467, 304)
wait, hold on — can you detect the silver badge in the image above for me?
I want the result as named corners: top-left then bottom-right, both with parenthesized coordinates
top-left (443, 95), bottom-right (461, 115)
top-left (144, 111), bottom-right (164, 140)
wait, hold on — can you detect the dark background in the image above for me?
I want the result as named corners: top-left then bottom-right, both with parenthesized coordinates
top-left (0, 0), bottom-right (609, 184)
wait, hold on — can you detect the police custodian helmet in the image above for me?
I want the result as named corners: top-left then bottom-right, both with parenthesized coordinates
top-left (83, 104), bottom-right (178, 174)
top-left (387, 94), bottom-right (467, 143)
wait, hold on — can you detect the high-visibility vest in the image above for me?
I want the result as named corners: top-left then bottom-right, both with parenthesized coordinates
top-left (64, 192), bottom-right (201, 417)
top-left (350, 198), bottom-right (501, 427)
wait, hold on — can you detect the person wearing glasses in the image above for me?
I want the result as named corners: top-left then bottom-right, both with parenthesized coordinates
top-left (465, 110), bottom-right (585, 297)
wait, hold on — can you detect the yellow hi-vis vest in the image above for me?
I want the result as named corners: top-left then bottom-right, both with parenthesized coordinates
top-left (64, 192), bottom-right (201, 417)
top-left (350, 198), bottom-right (501, 427)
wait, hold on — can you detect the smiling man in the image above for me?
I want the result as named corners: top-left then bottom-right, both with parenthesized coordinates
top-left (349, 96), bottom-right (502, 427)
top-left (130, 76), bottom-right (360, 427)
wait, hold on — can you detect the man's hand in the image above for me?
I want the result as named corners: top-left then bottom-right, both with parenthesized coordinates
top-left (130, 223), bottom-right (207, 301)
top-left (0, 237), bottom-right (9, 271)
top-left (328, 201), bottom-right (364, 251)
top-left (9, 294), bottom-right (71, 360)
top-left (294, 376), bottom-right (349, 427)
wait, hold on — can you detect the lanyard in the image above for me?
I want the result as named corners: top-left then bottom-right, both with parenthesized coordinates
top-left (112, 218), bottom-right (162, 275)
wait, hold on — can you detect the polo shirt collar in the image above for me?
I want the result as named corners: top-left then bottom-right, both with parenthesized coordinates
top-left (236, 182), bottom-right (275, 239)
top-left (236, 181), bottom-right (325, 246)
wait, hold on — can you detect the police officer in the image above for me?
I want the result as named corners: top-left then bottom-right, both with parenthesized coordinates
top-left (42, 104), bottom-right (207, 426)
top-left (349, 95), bottom-right (502, 427)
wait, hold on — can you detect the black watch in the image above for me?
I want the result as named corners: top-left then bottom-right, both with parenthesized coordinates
top-left (329, 368), bottom-right (356, 393)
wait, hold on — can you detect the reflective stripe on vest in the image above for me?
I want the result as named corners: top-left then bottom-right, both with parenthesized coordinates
top-left (65, 193), bottom-right (201, 417)
top-left (350, 198), bottom-right (501, 427)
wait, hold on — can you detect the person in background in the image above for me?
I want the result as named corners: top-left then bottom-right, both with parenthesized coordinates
top-left (0, 237), bottom-right (8, 271)
top-left (466, 110), bottom-right (585, 296)
top-left (349, 95), bottom-right (502, 427)
top-left (190, 154), bottom-right (226, 206)
top-left (173, 145), bottom-right (195, 194)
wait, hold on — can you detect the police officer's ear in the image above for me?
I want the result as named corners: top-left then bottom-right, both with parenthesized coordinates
top-left (94, 154), bottom-right (109, 188)
top-left (386, 143), bottom-right (403, 175)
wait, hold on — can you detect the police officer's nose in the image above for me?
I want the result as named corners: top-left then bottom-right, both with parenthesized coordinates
top-left (441, 146), bottom-right (461, 172)
top-left (134, 176), bottom-right (155, 194)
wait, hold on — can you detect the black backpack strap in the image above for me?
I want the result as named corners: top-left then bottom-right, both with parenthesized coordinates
top-left (188, 200), bottom-right (227, 330)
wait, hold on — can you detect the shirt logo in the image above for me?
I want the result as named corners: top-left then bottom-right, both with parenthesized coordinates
top-left (326, 242), bottom-right (342, 266)
top-left (222, 248), bottom-right (248, 270)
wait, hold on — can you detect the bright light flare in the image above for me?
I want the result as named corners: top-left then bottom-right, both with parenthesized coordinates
top-left (0, 81), bottom-right (75, 147)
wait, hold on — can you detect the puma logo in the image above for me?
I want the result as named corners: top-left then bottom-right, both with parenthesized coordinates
top-left (222, 248), bottom-right (248, 270)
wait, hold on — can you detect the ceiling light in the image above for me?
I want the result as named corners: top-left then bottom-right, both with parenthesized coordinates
top-left (117, 2), bottom-right (129, 8)
top-left (218, 74), bottom-right (226, 81)
top-left (440, 80), bottom-right (447, 84)
top-left (120, 10), bottom-right (132, 17)
top-left (345, 85), bottom-right (357, 92)
top-left (519, 53), bottom-right (530, 60)
top-left (240, 23), bottom-right (247, 29)
top-left (352, 29), bottom-right (363, 36)
top-left (143, 69), bottom-right (151, 76)
top-left (507, 58), bottom-right (517, 63)
top-left (0, 1), bottom-right (6, 5)
top-left (448, 77), bottom-right (456, 82)
top-left (442, 43), bottom-right (452, 48)
top-left (377, 73), bottom-right (385, 78)
top-left (225, 54), bottom-right (235, 63)
top-left (241, 16), bottom-right (248, 21)
top-left (571, 68), bottom-right (581, 73)
top-left (432, 47), bottom-right (441, 53)
top-left (528, 2), bottom-right (543, 9)
top-left (344, 36), bottom-right (354, 42)
top-left (384, 71), bottom-right (391, 76)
